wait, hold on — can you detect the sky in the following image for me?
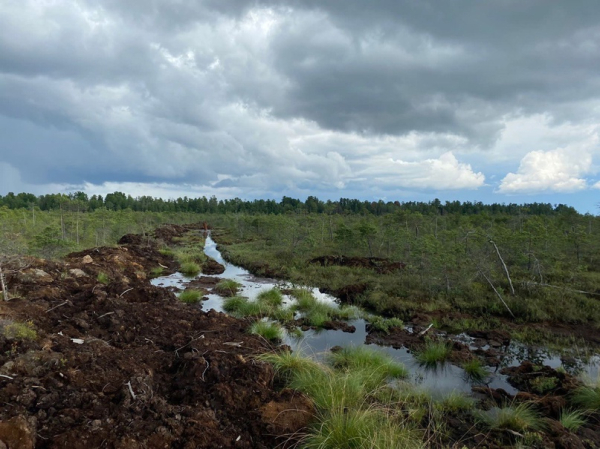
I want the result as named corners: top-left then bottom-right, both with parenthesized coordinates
top-left (1, 1), bottom-right (600, 213)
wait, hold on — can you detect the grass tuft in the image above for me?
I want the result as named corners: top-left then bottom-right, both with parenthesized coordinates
top-left (257, 350), bottom-right (322, 382)
top-left (328, 346), bottom-right (408, 385)
top-left (257, 288), bottom-right (284, 307)
top-left (301, 407), bottom-right (423, 449)
top-left (214, 279), bottom-right (242, 296)
top-left (476, 402), bottom-right (545, 432)
top-left (180, 262), bottom-right (200, 277)
top-left (179, 289), bottom-right (202, 304)
top-left (248, 320), bottom-right (283, 341)
top-left (462, 358), bottom-right (488, 381)
top-left (436, 391), bottom-right (476, 413)
top-left (571, 385), bottom-right (600, 410)
top-left (559, 408), bottom-right (587, 431)
top-left (415, 340), bottom-right (452, 366)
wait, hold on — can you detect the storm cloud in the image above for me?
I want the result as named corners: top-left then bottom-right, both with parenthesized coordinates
top-left (1, 1), bottom-right (600, 209)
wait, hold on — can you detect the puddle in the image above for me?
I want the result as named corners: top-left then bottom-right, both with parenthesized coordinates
top-left (152, 233), bottom-right (600, 397)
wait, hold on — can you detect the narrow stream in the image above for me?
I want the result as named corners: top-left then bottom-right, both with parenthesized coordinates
top-left (152, 234), bottom-right (600, 397)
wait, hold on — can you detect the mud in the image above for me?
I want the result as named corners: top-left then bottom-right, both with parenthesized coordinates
top-left (309, 255), bottom-right (406, 274)
top-left (0, 225), bottom-right (313, 448)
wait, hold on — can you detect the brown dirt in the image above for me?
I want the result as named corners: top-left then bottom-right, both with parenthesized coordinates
top-left (309, 255), bottom-right (406, 274)
top-left (0, 225), bottom-right (314, 448)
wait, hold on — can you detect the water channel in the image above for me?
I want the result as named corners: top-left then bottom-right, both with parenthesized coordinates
top-left (152, 234), bottom-right (600, 398)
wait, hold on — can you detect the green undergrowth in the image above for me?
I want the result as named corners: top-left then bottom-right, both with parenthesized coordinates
top-left (210, 220), bottom-right (600, 330)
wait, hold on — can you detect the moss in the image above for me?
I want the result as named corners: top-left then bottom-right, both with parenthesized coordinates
top-left (2, 320), bottom-right (37, 340)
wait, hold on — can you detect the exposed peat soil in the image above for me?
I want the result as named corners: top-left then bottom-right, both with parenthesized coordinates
top-left (0, 224), bottom-right (313, 449)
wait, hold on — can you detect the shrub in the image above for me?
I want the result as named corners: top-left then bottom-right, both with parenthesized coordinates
top-left (367, 315), bottom-right (403, 334)
top-left (531, 376), bottom-right (558, 394)
top-left (179, 290), bottom-right (202, 304)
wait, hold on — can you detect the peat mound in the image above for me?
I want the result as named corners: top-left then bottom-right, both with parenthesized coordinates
top-left (309, 255), bottom-right (406, 274)
top-left (0, 224), bottom-right (313, 448)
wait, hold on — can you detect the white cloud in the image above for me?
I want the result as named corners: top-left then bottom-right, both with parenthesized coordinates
top-left (498, 147), bottom-right (593, 193)
top-left (358, 152), bottom-right (485, 190)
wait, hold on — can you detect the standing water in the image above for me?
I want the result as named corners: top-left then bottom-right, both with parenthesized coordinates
top-left (152, 233), bottom-right (600, 397)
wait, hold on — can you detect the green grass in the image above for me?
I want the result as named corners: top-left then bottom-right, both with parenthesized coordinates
top-left (301, 407), bottom-right (423, 449)
top-left (270, 307), bottom-right (295, 322)
top-left (158, 248), bottom-right (175, 257)
top-left (367, 315), bottom-right (404, 334)
top-left (97, 272), bottom-right (110, 284)
top-left (289, 367), bottom-right (369, 410)
top-left (559, 409), bottom-right (587, 431)
top-left (258, 350), bottom-right (322, 382)
top-left (2, 320), bottom-right (37, 340)
top-left (477, 402), bottom-right (545, 432)
top-left (462, 358), bottom-right (488, 381)
top-left (214, 279), bottom-right (242, 296)
top-left (180, 262), bottom-right (201, 276)
top-left (149, 266), bottom-right (164, 278)
top-left (336, 305), bottom-right (363, 320)
top-left (178, 289), bottom-right (202, 304)
top-left (571, 385), bottom-right (600, 410)
top-left (257, 288), bottom-right (284, 307)
top-left (436, 391), bottom-right (476, 413)
top-left (222, 296), bottom-right (249, 313)
top-left (248, 320), bottom-right (283, 341)
top-left (415, 340), bottom-right (452, 366)
top-left (328, 346), bottom-right (408, 384)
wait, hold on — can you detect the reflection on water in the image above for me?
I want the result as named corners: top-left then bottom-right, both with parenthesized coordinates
top-left (151, 233), bottom-right (600, 397)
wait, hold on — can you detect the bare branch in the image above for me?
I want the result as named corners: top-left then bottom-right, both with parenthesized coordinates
top-left (479, 270), bottom-right (515, 318)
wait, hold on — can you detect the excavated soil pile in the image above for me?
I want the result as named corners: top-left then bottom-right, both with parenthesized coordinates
top-left (0, 225), bottom-right (313, 449)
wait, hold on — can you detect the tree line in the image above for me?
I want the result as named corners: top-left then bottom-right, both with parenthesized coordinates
top-left (0, 191), bottom-right (581, 217)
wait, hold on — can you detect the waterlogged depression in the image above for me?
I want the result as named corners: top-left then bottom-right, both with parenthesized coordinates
top-left (152, 234), bottom-right (600, 398)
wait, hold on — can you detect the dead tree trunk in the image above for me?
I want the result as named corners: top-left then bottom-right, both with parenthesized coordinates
top-left (480, 270), bottom-right (515, 318)
top-left (489, 239), bottom-right (515, 296)
top-left (0, 262), bottom-right (9, 301)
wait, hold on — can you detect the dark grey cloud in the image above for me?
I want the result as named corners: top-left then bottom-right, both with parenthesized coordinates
top-left (0, 0), bottom-right (599, 202)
